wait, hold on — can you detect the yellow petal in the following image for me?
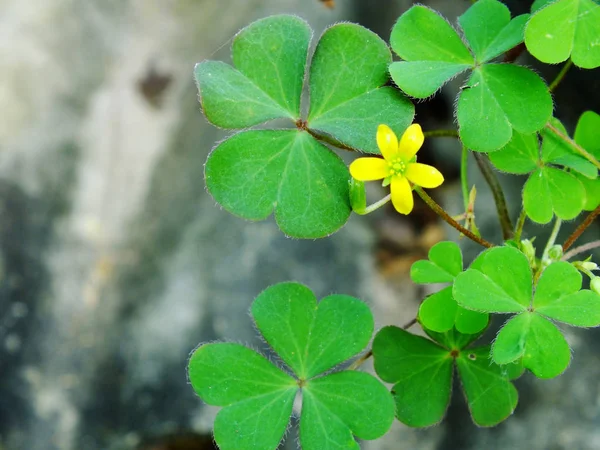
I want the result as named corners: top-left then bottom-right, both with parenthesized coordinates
top-left (349, 157), bottom-right (389, 181)
top-left (405, 163), bottom-right (444, 188)
top-left (398, 123), bottom-right (424, 161)
top-left (391, 176), bottom-right (413, 215)
top-left (376, 124), bottom-right (399, 160)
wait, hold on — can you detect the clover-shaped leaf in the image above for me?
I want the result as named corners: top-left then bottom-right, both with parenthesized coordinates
top-left (389, 1), bottom-right (550, 151)
top-left (389, 5), bottom-right (473, 98)
top-left (525, 0), bottom-right (600, 69)
top-left (574, 111), bottom-right (600, 160)
top-left (457, 64), bottom-right (552, 152)
top-left (492, 312), bottom-right (571, 378)
top-left (459, 0), bottom-right (531, 63)
top-left (307, 24), bottom-right (414, 153)
top-left (373, 326), bottom-right (518, 427)
top-left (412, 241), bottom-right (488, 334)
top-left (523, 167), bottom-right (586, 223)
top-left (188, 282), bottom-right (394, 450)
top-left (534, 261), bottom-right (600, 326)
top-left (411, 241), bottom-right (463, 283)
top-left (573, 111), bottom-right (600, 209)
top-left (198, 16), bottom-right (414, 238)
top-left (205, 130), bottom-right (351, 238)
top-left (189, 343), bottom-right (297, 450)
top-left (489, 114), bottom-right (597, 223)
top-left (196, 15), bottom-right (310, 128)
top-left (454, 246), bottom-right (532, 313)
top-left (541, 119), bottom-right (598, 178)
top-left (454, 246), bottom-right (600, 378)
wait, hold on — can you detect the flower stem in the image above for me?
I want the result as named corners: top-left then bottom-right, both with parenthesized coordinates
top-left (562, 240), bottom-right (600, 261)
top-left (542, 218), bottom-right (562, 262)
top-left (563, 205), bottom-right (600, 252)
top-left (514, 208), bottom-right (527, 243)
top-left (414, 187), bottom-right (494, 248)
top-left (423, 129), bottom-right (460, 139)
top-left (472, 153), bottom-right (513, 240)
top-left (305, 127), bottom-right (357, 152)
top-left (348, 350), bottom-right (372, 370)
top-left (356, 194), bottom-right (391, 215)
top-left (461, 146), bottom-right (470, 211)
top-left (535, 217), bottom-right (562, 283)
top-left (545, 122), bottom-right (600, 170)
top-left (549, 59), bottom-right (573, 92)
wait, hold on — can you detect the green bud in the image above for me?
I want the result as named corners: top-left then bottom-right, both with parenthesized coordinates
top-left (349, 178), bottom-right (366, 214)
top-left (520, 239), bottom-right (537, 269)
top-left (547, 244), bottom-right (563, 261)
top-left (575, 261), bottom-right (599, 272)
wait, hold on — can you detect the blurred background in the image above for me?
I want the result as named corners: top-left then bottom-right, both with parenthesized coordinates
top-left (0, 0), bottom-right (598, 449)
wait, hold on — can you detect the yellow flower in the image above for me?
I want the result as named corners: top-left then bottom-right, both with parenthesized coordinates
top-left (349, 124), bottom-right (444, 215)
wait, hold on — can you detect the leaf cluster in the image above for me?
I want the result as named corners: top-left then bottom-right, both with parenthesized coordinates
top-left (198, 16), bottom-right (413, 238)
top-left (189, 0), bottom-right (600, 446)
top-left (188, 283), bottom-right (394, 450)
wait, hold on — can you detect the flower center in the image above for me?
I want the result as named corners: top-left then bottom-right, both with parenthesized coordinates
top-left (388, 157), bottom-right (407, 176)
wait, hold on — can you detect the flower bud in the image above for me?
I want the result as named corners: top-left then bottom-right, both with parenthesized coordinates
top-left (520, 239), bottom-right (536, 268)
top-left (574, 260), bottom-right (599, 272)
top-left (547, 244), bottom-right (563, 261)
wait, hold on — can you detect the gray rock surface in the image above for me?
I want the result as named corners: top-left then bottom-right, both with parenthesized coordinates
top-left (0, 1), bottom-right (598, 450)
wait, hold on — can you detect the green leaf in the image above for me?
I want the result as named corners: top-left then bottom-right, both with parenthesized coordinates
top-left (532, 0), bottom-right (555, 13)
top-left (457, 64), bottom-right (553, 152)
top-left (391, 5), bottom-right (474, 64)
top-left (542, 119), bottom-right (598, 178)
top-left (456, 346), bottom-right (518, 426)
top-left (455, 308), bottom-right (490, 335)
top-left (540, 118), bottom-right (569, 162)
top-left (457, 0), bottom-right (530, 63)
top-left (189, 283), bottom-right (391, 449)
top-left (419, 287), bottom-right (457, 333)
top-left (576, 172), bottom-right (600, 210)
top-left (205, 130), bottom-right (351, 238)
top-left (188, 343), bottom-right (297, 450)
top-left (419, 287), bottom-right (489, 334)
top-left (308, 88), bottom-right (414, 154)
top-left (459, 0), bottom-right (511, 59)
top-left (533, 261), bottom-right (582, 308)
top-left (506, 358), bottom-right (526, 380)
top-left (575, 110), bottom-right (600, 160)
top-left (232, 15), bottom-right (311, 117)
top-left (389, 61), bottom-right (471, 98)
top-left (488, 132), bottom-right (539, 174)
top-left (307, 24), bottom-right (414, 153)
top-left (195, 61), bottom-right (295, 128)
top-left (534, 262), bottom-right (600, 326)
top-left (426, 327), bottom-right (484, 350)
top-left (251, 282), bottom-right (373, 380)
top-left (523, 167), bottom-right (586, 223)
top-left (538, 289), bottom-right (600, 326)
top-left (388, 5), bottom-right (473, 99)
top-left (454, 246), bottom-right (532, 313)
top-left (373, 326), bottom-right (453, 427)
top-left (300, 371), bottom-right (395, 449)
top-left (525, 0), bottom-right (600, 69)
top-left (410, 241), bottom-right (463, 284)
top-left (492, 312), bottom-right (571, 378)
top-left (195, 16), bottom-right (311, 128)
top-left (480, 14), bottom-right (530, 63)
top-left (309, 23), bottom-right (390, 117)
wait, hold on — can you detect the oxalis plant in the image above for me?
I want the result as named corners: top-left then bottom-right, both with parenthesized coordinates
top-left (187, 1), bottom-right (600, 449)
